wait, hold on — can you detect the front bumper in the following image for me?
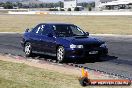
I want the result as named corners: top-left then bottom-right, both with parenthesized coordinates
top-left (64, 47), bottom-right (108, 59)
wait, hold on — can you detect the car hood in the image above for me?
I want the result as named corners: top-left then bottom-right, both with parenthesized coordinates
top-left (62, 36), bottom-right (104, 45)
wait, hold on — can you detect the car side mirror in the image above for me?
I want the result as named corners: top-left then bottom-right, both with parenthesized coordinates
top-left (86, 32), bottom-right (89, 36)
top-left (25, 28), bottom-right (29, 32)
top-left (47, 33), bottom-right (53, 37)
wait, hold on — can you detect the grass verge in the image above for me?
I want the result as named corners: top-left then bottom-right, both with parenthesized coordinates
top-left (0, 15), bottom-right (132, 34)
top-left (0, 56), bottom-right (131, 88)
top-left (0, 60), bottom-right (82, 88)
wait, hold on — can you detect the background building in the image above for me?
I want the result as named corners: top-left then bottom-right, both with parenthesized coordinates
top-left (95, 0), bottom-right (132, 10)
top-left (95, 0), bottom-right (116, 10)
top-left (64, 0), bottom-right (77, 11)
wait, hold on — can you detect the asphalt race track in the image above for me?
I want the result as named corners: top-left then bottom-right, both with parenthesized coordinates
top-left (0, 33), bottom-right (132, 80)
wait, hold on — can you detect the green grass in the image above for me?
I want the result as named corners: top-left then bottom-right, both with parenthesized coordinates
top-left (0, 60), bottom-right (83, 88)
top-left (0, 60), bottom-right (130, 88)
top-left (0, 15), bottom-right (132, 34)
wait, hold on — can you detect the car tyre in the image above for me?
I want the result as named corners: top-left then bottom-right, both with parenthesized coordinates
top-left (57, 46), bottom-right (65, 63)
top-left (24, 42), bottom-right (33, 57)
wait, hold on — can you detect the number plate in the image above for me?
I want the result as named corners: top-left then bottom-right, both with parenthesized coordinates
top-left (89, 51), bottom-right (98, 54)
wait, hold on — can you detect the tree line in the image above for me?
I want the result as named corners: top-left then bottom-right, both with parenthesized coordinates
top-left (0, 1), bottom-right (64, 9)
top-left (0, 1), bottom-right (95, 10)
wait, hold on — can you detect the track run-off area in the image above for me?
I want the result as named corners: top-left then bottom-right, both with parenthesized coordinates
top-left (0, 33), bottom-right (132, 80)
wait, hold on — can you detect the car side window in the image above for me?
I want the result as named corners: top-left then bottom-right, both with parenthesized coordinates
top-left (70, 26), bottom-right (84, 36)
top-left (32, 24), bottom-right (54, 36)
top-left (37, 25), bottom-right (45, 34)
top-left (31, 25), bottom-right (40, 33)
top-left (35, 24), bottom-right (45, 35)
top-left (41, 25), bottom-right (54, 35)
top-left (41, 25), bottom-right (48, 35)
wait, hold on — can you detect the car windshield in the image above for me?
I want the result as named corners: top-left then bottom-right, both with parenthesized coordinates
top-left (53, 25), bottom-right (86, 37)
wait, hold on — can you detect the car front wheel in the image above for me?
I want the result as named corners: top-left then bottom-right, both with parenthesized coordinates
top-left (24, 42), bottom-right (32, 57)
top-left (57, 46), bottom-right (65, 63)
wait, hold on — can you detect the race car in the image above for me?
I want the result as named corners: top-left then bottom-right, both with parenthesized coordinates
top-left (21, 23), bottom-right (108, 62)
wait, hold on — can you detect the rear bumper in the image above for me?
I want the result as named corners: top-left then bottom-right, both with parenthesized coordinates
top-left (20, 40), bottom-right (25, 52)
top-left (64, 47), bottom-right (108, 59)
top-left (21, 40), bottom-right (24, 47)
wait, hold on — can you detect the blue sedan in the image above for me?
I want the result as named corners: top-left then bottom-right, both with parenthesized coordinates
top-left (21, 23), bottom-right (108, 62)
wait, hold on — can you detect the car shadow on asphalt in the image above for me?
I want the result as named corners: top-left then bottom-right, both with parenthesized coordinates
top-left (100, 55), bottom-right (118, 62)
top-left (75, 55), bottom-right (118, 64)
top-left (30, 54), bottom-right (118, 64)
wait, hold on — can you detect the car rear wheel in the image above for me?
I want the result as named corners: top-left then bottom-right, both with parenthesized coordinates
top-left (57, 46), bottom-right (65, 63)
top-left (24, 42), bottom-right (32, 57)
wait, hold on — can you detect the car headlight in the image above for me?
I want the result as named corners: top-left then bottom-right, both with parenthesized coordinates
top-left (100, 43), bottom-right (107, 48)
top-left (70, 44), bottom-right (83, 49)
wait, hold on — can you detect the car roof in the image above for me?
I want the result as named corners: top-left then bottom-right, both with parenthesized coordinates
top-left (39, 23), bottom-right (74, 26)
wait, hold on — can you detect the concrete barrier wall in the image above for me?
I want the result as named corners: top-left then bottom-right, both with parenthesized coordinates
top-left (49, 11), bottom-right (132, 16)
top-left (8, 11), bottom-right (36, 15)
top-left (8, 11), bottom-right (132, 15)
top-left (8, 11), bottom-right (49, 15)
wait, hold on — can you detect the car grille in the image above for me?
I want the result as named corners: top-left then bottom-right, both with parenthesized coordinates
top-left (84, 43), bottom-right (101, 49)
